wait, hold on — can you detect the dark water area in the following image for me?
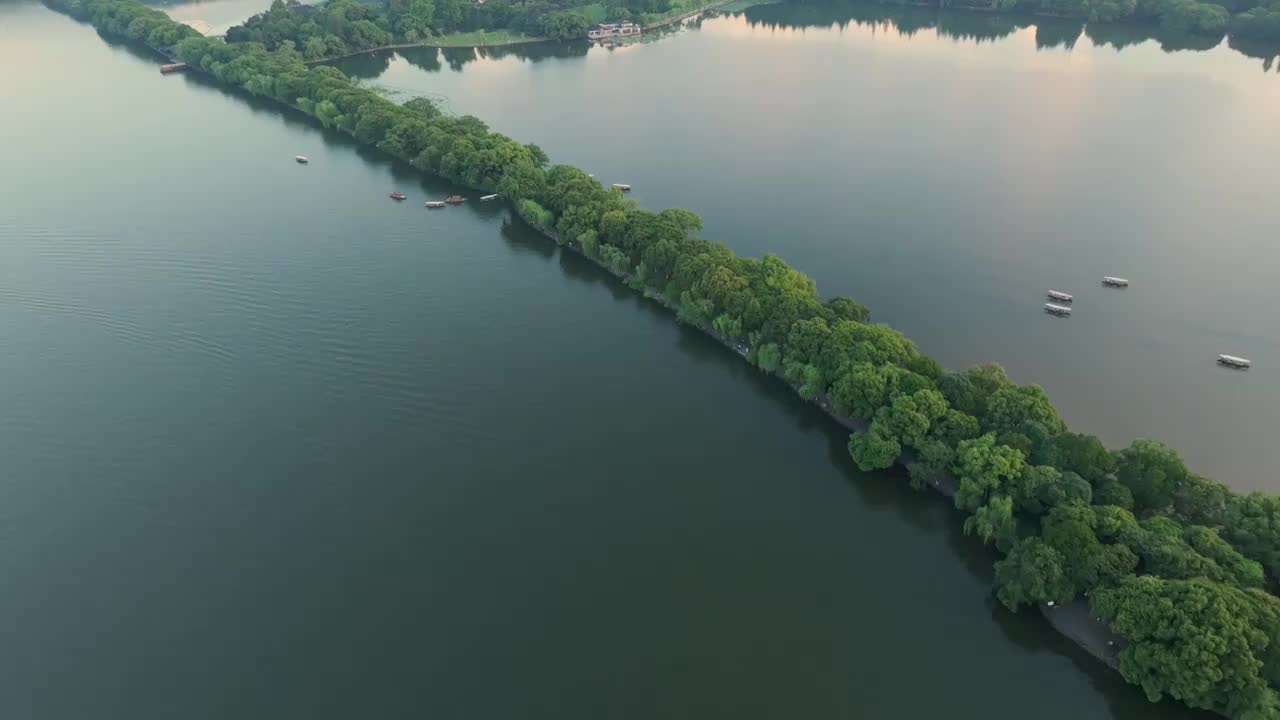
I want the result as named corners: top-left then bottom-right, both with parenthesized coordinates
top-left (336, 0), bottom-right (1280, 493)
top-left (0, 2), bottom-right (1241, 718)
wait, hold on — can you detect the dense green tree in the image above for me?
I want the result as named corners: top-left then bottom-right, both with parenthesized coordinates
top-left (930, 408), bottom-right (981, 447)
top-left (1053, 431), bottom-right (1117, 486)
top-left (938, 363), bottom-right (1013, 419)
top-left (848, 427), bottom-right (901, 472)
top-left (1042, 501), bottom-right (1138, 591)
top-left (1093, 576), bottom-right (1280, 716)
top-left (1094, 477), bottom-right (1136, 510)
top-left (1222, 493), bottom-right (1280, 581)
top-left (985, 384), bottom-right (1067, 436)
top-left (965, 494), bottom-right (1019, 550)
top-left (994, 537), bottom-right (1075, 610)
top-left (872, 389), bottom-right (947, 448)
top-left (539, 10), bottom-right (590, 40)
top-left (953, 433), bottom-right (1026, 512)
top-left (1009, 464), bottom-right (1064, 516)
top-left (1116, 439), bottom-right (1188, 513)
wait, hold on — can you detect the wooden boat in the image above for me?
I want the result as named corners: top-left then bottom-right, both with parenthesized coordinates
top-left (390, 192), bottom-right (407, 201)
top-left (612, 183), bottom-right (632, 192)
top-left (425, 201), bottom-right (446, 208)
top-left (446, 195), bottom-right (465, 204)
top-left (1046, 290), bottom-right (1073, 303)
top-left (1044, 303), bottom-right (1072, 316)
top-left (1102, 276), bottom-right (1129, 287)
top-left (480, 194), bottom-right (499, 202)
top-left (295, 155), bottom-right (309, 164)
top-left (1218, 354), bottom-right (1251, 369)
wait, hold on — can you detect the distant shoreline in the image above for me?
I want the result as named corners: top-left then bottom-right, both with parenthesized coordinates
top-left (294, 0), bottom-right (735, 64)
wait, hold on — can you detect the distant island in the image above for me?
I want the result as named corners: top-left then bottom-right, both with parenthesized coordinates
top-left (44, 0), bottom-right (1280, 717)
top-left (218, 0), bottom-right (1280, 63)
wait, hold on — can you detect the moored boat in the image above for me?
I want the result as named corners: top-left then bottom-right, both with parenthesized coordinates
top-left (480, 194), bottom-right (499, 202)
top-left (1218, 354), bottom-right (1252, 369)
top-left (1102, 276), bottom-right (1129, 287)
top-left (425, 201), bottom-right (446, 208)
top-left (612, 183), bottom-right (632, 191)
top-left (1047, 290), bottom-right (1073, 302)
top-left (1044, 303), bottom-right (1072, 316)
top-left (390, 191), bottom-right (407, 200)
top-left (446, 195), bottom-right (465, 204)
top-left (295, 155), bottom-right (309, 164)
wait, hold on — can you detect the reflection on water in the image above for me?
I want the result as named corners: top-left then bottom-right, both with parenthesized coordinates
top-left (333, 0), bottom-right (1278, 74)
top-left (736, 0), bottom-right (1279, 64)
top-left (339, 39), bottom-right (593, 79)
top-left (148, 0), bottom-right (323, 35)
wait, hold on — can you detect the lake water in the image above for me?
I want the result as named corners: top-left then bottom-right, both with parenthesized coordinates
top-left (336, 1), bottom-right (1280, 492)
top-left (0, 1), bottom-right (1258, 718)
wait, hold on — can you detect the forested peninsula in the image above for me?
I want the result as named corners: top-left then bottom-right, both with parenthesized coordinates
top-left (218, 0), bottom-right (1280, 60)
top-left (223, 0), bottom-right (1280, 59)
top-left (223, 0), bottom-right (709, 54)
top-left (46, 0), bottom-right (1280, 716)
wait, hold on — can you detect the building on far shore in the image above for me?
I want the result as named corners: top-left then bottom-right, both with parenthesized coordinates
top-left (587, 21), bottom-right (641, 40)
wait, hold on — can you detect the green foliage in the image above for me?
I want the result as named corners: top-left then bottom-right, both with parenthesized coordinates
top-left (938, 363), bottom-right (1013, 418)
top-left (994, 537), bottom-right (1074, 610)
top-left (1233, 5), bottom-right (1280, 41)
top-left (985, 384), bottom-right (1067, 436)
top-left (964, 494), bottom-right (1019, 550)
top-left (1222, 493), bottom-right (1280, 581)
top-left (872, 389), bottom-right (948, 449)
top-left (1095, 477), bottom-right (1136, 510)
top-left (848, 428), bottom-right (901, 472)
top-left (223, 0), bottom-right (625, 58)
top-left (1116, 439), bottom-right (1188, 513)
top-left (539, 10), bottom-right (591, 40)
top-left (1093, 576), bottom-right (1280, 716)
top-left (953, 433), bottom-right (1026, 512)
top-left (518, 199), bottom-right (554, 231)
top-left (755, 342), bottom-right (782, 372)
top-left (1008, 464), bottom-right (1064, 516)
top-left (1053, 431), bottom-right (1116, 485)
top-left (1042, 501), bottom-right (1138, 592)
top-left (599, 243), bottom-right (631, 276)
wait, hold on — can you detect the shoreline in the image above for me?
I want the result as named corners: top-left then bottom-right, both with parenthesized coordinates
top-left (290, 0), bottom-right (735, 65)
top-left (509, 203), bottom-right (1125, 675)
top-left (302, 36), bottom-right (547, 65)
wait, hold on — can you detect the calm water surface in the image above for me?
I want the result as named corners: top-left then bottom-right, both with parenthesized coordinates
top-left (0, 1), bottom-right (1247, 718)
top-left (150, 0), bottom-right (320, 35)
top-left (337, 2), bottom-right (1280, 491)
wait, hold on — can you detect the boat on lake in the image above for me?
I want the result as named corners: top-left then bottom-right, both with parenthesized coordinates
top-left (1218, 354), bottom-right (1252, 369)
top-left (390, 191), bottom-right (407, 201)
top-left (1102, 276), bottom-right (1129, 287)
top-left (425, 201), bottom-right (446, 208)
top-left (480, 194), bottom-right (499, 202)
top-left (446, 195), bottom-right (465, 204)
top-left (1044, 303), bottom-right (1072, 316)
top-left (295, 155), bottom-right (309, 164)
top-left (1047, 290), bottom-right (1073, 302)
top-left (612, 183), bottom-right (632, 191)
